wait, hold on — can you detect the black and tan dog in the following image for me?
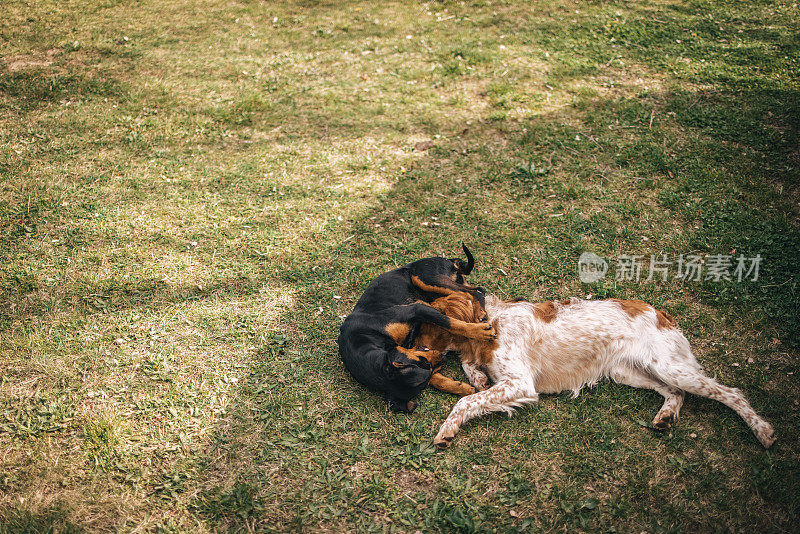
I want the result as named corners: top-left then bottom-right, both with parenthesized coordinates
top-left (337, 245), bottom-right (495, 413)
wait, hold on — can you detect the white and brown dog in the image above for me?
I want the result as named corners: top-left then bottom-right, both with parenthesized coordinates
top-left (415, 293), bottom-right (776, 449)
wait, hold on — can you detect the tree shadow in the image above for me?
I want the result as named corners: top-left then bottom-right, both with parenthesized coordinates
top-left (0, 503), bottom-right (82, 534)
top-left (162, 8), bottom-right (800, 528)
top-left (187, 77), bottom-right (799, 529)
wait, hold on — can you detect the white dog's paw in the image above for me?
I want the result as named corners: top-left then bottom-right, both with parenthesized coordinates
top-left (757, 423), bottom-right (776, 449)
top-left (434, 424), bottom-right (459, 449)
top-left (472, 374), bottom-right (489, 391)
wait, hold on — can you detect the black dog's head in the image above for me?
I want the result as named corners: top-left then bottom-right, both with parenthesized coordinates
top-left (407, 243), bottom-right (486, 305)
top-left (383, 346), bottom-right (437, 413)
top-left (407, 243), bottom-right (477, 286)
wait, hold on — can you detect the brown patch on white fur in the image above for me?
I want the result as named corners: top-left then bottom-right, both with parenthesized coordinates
top-left (429, 293), bottom-right (485, 326)
top-left (655, 309), bottom-right (677, 329)
top-left (444, 333), bottom-right (498, 367)
top-left (613, 299), bottom-right (651, 318)
top-left (532, 300), bottom-right (573, 323)
top-left (533, 301), bottom-right (559, 323)
top-left (614, 299), bottom-right (677, 329)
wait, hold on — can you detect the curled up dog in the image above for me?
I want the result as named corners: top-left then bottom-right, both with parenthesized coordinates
top-left (337, 245), bottom-right (495, 413)
top-left (416, 293), bottom-right (776, 449)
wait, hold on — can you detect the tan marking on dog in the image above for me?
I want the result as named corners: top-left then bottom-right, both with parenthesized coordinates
top-left (395, 346), bottom-right (424, 362)
top-left (385, 322), bottom-right (411, 344)
top-left (410, 275), bottom-right (457, 296)
top-left (425, 351), bottom-right (446, 368)
top-left (613, 299), bottom-right (652, 319)
top-left (449, 319), bottom-right (495, 340)
top-left (655, 309), bottom-right (677, 329)
top-left (415, 292), bottom-right (498, 367)
top-left (411, 274), bottom-right (479, 295)
top-left (533, 301), bottom-right (560, 322)
top-left (429, 373), bottom-right (477, 396)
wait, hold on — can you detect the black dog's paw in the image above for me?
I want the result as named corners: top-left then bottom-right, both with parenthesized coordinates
top-left (389, 399), bottom-right (417, 413)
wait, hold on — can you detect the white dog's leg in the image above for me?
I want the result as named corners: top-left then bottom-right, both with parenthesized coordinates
top-left (434, 380), bottom-right (537, 448)
top-left (652, 365), bottom-right (775, 448)
top-left (609, 366), bottom-right (685, 429)
top-left (461, 361), bottom-right (489, 391)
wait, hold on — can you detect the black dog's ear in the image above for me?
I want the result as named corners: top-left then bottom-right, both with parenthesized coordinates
top-left (399, 365), bottom-right (432, 388)
top-left (457, 242), bottom-right (475, 275)
top-left (388, 360), bottom-right (432, 388)
top-left (382, 360), bottom-right (398, 377)
top-left (387, 349), bottom-right (432, 388)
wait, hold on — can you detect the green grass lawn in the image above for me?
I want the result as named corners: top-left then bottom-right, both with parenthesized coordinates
top-left (1, 0), bottom-right (798, 531)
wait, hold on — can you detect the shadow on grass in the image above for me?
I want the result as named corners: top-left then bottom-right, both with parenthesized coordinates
top-left (0, 504), bottom-right (82, 534)
top-left (0, 272), bottom-right (263, 322)
top-left (186, 79), bottom-right (799, 531)
top-left (0, 65), bottom-right (124, 112)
